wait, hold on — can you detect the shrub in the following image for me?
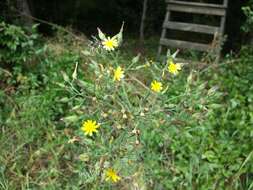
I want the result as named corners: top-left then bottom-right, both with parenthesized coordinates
top-left (0, 22), bottom-right (45, 66)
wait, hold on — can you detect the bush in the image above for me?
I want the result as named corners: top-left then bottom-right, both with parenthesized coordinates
top-left (0, 22), bottom-right (45, 66)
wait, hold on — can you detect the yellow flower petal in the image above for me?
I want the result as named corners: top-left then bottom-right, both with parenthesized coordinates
top-left (102, 37), bottom-right (118, 51)
top-left (168, 61), bottom-right (181, 75)
top-left (105, 168), bottom-right (121, 183)
top-left (113, 66), bottom-right (124, 81)
top-left (81, 120), bottom-right (100, 136)
top-left (151, 80), bottom-right (163, 93)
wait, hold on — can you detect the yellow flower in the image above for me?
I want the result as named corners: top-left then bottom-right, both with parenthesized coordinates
top-left (102, 37), bottom-right (118, 51)
top-left (105, 168), bottom-right (121, 183)
top-left (168, 61), bottom-right (181, 75)
top-left (151, 80), bottom-right (163, 92)
top-left (113, 66), bottom-right (124, 81)
top-left (81, 120), bottom-right (100, 136)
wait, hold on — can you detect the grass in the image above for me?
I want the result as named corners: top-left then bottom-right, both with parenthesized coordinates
top-left (0, 24), bottom-right (253, 189)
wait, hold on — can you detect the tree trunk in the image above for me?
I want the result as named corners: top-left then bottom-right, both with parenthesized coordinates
top-left (72, 0), bottom-right (81, 26)
top-left (139, 0), bottom-right (148, 44)
top-left (16, 0), bottom-right (33, 27)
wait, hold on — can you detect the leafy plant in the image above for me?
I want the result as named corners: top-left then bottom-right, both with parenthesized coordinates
top-left (0, 22), bottom-right (45, 66)
top-left (241, 0), bottom-right (253, 34)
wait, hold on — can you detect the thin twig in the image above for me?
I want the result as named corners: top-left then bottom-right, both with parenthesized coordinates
top-left (127, 76), bottom-right (150, 91)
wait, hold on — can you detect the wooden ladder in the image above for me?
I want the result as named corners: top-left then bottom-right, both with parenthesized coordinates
top-left (158, 0), bottom-right (228, 57)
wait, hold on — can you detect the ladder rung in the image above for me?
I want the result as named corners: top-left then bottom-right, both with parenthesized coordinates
top-left (166, 1), bottom-right (226, 16)
top-left (160, 38), bottom-right (210, 51)
top-left (166, 0), bottom-right (227, 8)
top-left (163, 21), bottom-right (220, 34)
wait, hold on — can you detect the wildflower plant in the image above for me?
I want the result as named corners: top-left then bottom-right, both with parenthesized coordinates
top-left (81, 119), bottom-right (100, 136)
top-left (113, 66), bottom-right (124, 81)
top-left (61, 25), bottom-right (188, 188)
top-left (105, 168), bottom-right (121, 183)
top-left (168, 61), bottom-right (181, 75)
top-left (97, 23), bottom-right (124, 51)
top-left (151, 80), bottom-right (163, 93)
top-left (102, 37), bottom-right (119, 51)
top-left (2, 22), bottom-right (253, 190)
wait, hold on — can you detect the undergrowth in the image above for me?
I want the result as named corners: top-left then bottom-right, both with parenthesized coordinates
top-left (0, 23), bottom-right (252, 190)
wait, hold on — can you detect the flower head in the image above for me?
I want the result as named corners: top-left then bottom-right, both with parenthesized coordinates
top-left (168, 61), bottom-right (181, 75)
top-left (102, 37), bottom-right (118, 51)
top-left (105, 168), bottom-right (121, 183)
top-left (113, 66), bottom-right (124, 81)
top-left (81, 120), bottom-right (100, 136)
top-left (151, 80), bottom-right (163, 93)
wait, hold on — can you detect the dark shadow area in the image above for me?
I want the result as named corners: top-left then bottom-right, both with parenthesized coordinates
top-left (0, 0), bottom-right (249, 53)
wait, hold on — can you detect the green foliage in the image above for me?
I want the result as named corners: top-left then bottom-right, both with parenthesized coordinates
top-left (241, 0), bottom-right (253, 33)
top-left (0, 22), bottom-right (45, 66)
top-left (203, 49), bottom-right (253, 189)
top-left (0, 25), bottom-right (253, 189)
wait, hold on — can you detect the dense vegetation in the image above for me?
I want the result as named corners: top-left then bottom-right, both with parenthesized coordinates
top-left (0, 20), bottom-right (253, 189)
top-left (1, 0), bottom-right (253, 189)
